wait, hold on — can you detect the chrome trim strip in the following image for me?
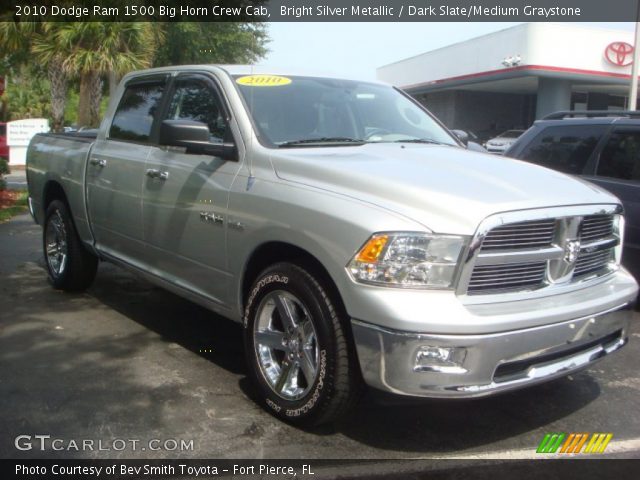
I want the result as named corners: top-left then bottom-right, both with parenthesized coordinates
top-left (452, 337), bottom-right (626, 395)
top-left (474, 245), bottom-right (563, 265)
top-left (27, 196), bottom-right (36, 220)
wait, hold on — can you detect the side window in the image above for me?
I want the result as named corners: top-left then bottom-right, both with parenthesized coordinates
top-left (110, 81), bottom-right (165, 142)
top-left (597, 130), bottom-right (640, 181)
top-left (167, 79), bottom-right (229, 143)
top-left (519, 125), bottom-right (606, 174)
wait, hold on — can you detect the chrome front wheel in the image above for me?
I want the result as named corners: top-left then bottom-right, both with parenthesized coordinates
top-left (254, 290), bottom-right (319, 401)
top-left (244, 262), bottom-right (362, 426)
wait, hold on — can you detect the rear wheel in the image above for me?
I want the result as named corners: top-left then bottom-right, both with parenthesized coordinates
top-left (43, 200), bottom-right (98, 291)
top-left (243, 262), bottom-right (361, 426)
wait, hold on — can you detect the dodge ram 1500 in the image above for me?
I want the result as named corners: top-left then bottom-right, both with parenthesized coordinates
top-left (27, 66), bottom-right (638, 425)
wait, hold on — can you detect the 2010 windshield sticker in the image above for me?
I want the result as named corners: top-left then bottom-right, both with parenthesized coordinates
top-left (236, 75), bottom-right (292, 87)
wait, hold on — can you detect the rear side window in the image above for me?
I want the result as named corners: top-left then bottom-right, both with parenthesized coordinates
top-left (597, 130), bottom-right (640, 181)
top-left (519, 125), bottom-right (606, 174)
top-left (110, 81), bottom-right (165, 142)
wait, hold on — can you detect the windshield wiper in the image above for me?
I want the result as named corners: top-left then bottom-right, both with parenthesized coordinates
top-left (278, 137), bottom-right (365, 147)
top-left (393, 138), bottom-right (449, 145)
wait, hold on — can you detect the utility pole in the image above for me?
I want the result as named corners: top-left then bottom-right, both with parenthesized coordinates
top-left (629, 1), bottom-right (640, 110)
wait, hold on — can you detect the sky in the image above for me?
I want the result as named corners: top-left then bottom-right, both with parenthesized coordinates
top-left (261, 22), bottom-right (636, 80)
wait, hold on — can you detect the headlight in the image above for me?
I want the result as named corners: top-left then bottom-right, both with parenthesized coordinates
top-left (347, 233), bottom-right (467, 288)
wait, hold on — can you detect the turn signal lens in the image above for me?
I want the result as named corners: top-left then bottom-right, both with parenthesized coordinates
top-left (355, 234), bottom-right (388, 263)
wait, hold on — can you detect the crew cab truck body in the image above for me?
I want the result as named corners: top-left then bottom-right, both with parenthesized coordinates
top-left (27, 66), bottom-right (638, 425)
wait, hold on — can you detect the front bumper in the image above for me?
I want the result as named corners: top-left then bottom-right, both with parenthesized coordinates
top-left (352, 303), bottom-right (633, 398)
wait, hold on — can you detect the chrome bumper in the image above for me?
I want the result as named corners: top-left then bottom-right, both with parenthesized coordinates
top-left (352, 304), bottom-right (632, 398)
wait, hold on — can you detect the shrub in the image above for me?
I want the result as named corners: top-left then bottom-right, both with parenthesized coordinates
top-left (0, 158), bottom-right (9, 176)
top-left (0, 158), bottom-right (9, 191)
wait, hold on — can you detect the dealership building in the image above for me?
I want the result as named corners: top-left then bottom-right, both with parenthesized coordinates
top-left (377, 23), bottom-right (637, 139)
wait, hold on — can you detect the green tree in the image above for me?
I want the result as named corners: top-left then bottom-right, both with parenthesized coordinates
top-left (0, 19), bottom-right (270, 129)
top-left (153, 23), bottom-right (269, 67)
top-left (30, 23), bottom-right (72, 132)
top-left (48, 22), bottom-right (159, 128)
top-left (0, 21), bottom-right (66, 128)
top-left (3, 66), bottom-right (51, 121)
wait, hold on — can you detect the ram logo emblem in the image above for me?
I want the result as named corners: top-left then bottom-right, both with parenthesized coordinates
top-left (564, 239), bottom-right (581, 264)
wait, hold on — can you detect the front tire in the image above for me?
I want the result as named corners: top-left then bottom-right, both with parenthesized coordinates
top-left (43, 200), bottom-right (98, 291)
top-left (243, 263), bottom-right (360, 426)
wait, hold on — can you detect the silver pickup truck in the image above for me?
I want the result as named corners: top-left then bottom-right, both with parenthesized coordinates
top-left (27, 65), bottom-right (638, 426)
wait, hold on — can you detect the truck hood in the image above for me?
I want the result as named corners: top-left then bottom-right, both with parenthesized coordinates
top-left (270, 143), bottom-right (619, 235)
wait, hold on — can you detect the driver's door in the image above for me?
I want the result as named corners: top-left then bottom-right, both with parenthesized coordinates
top-left (142, 73), bottom-right (242, 306)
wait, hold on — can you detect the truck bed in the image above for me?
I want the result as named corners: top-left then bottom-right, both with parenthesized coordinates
top-left (26, 132), bottom-right (96, 245)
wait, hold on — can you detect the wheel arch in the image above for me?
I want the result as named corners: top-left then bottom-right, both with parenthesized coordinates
top-left (240, 241), bottom-right (348, 322)
top-left (42, 180), bottom-right (70, 212)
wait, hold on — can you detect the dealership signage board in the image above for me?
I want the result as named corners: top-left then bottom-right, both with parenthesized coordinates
top-left (7, 118), bottom-right (49, 165)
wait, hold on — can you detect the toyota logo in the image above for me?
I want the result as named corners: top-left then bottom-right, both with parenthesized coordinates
top-left (605, 42), bottom-right (634, 67)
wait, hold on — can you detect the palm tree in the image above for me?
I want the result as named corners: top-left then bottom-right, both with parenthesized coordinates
top-left (46, 22), bottom-right (160, 127)
top-left (30, 23), bottom-right (72, 132)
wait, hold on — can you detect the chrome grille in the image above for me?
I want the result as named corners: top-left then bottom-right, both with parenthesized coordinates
top-left (463, 208), bottom-right (620, 297)
top-left (580, 215), bottom-right (614, 242)
top-left (574, 249), bottom-right (613, 278)
top-left (480, 219), bottom-right (555, 251)
top-left (467, 261), bottom-right (547, 294)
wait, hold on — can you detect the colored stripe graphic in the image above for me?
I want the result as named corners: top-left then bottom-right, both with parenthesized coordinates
top-left (537, 433), bottom-right (613, 454)
top-left (549, 434), bottom-right (566, 453)
top-left (584, 433), bottom-right (614, 454)
top-left (572, 433), bottom-right (590, 453)
top-left (536, 434), bottom-right (552, 453)
top-left (537, 433), bottom-right (566, 453)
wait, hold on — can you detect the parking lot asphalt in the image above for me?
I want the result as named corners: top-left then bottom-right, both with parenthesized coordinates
top-left (1, 212), bottom-right (639, 465)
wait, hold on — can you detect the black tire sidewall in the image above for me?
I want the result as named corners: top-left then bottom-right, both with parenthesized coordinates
top-left (243, 263), bottom-right (340, 424)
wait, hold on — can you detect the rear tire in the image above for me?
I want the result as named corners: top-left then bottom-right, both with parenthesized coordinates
top-left (243, 262), bottom-right (361, 426)
top-left (43, 200), bottom-right (98, 291)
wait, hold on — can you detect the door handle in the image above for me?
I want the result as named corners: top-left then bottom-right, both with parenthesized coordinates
top-left (146, 169), bottom-right (169, 180)
top-left (89, 158), bottom-right (106, 167)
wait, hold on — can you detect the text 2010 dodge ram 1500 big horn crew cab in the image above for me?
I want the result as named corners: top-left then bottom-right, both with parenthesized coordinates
top-left (27, 66), bottom-right (638, 425)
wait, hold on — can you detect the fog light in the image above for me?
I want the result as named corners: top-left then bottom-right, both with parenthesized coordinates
top-left (414, 346), bottom-right (467, 373)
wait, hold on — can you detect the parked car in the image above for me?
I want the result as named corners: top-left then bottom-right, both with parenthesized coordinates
top-left (0, 122), bottom-right (8, 160)
top-left (506, 111), bottom-right (640, 279)
top-left (450, 129), bottom-right (487, 152)
top-left (26, 67), bottom-right (637, 426)
top-left (484, 129), bottom-right (525, 154)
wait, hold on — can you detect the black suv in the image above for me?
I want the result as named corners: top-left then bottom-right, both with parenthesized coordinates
top-left (506, 111), bottom-right (639, 279)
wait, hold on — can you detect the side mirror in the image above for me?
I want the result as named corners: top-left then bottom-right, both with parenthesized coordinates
top-left (159, 119), bottom-right (238, 161)
top-left (451, 129), bottom-right (469, 145)
top-left (466, 141), bottom-right (488, 153)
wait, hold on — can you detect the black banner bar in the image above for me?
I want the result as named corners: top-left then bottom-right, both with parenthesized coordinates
top-left (0, 0), bottom-right (638, 22)
top-left (3, 459), bottom-right (640, 480)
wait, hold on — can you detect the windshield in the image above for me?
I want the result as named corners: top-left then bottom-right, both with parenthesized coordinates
top-left (499, 130), bottom-right (524, 139)
top-left (233, 75), bottom-right (458, 147)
